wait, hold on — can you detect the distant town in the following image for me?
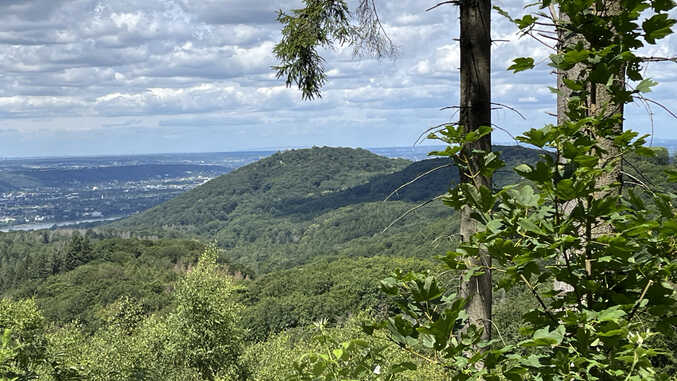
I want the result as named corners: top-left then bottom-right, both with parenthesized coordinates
top-left (0, 151), bottom-right (273, 231)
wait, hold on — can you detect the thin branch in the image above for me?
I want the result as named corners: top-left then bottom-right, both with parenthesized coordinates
top-left (491, 102), bottom-right (527, 120)
top-left (426, 1), bottom-right (460, 12)
top-left (385, 164), bottom-right (453, 201)
top-left (621, 171), bottom-right (657, 196)
top-left (537, 32), bottom-right (561, 42)
top-left (488, 319), bottom-right (507, 347)
top-left (534, 21), bottom-right (557, 27)
top-left (623, 158), bottom-right (658, 189)
top-left (533, 29), bottom-right (558, 35)
top-left (634, 91), bottom-right (656, 146)
top-left (383, 195), bottom-right (444, 233)
top-left (548, 4), bottom-right (559, 22)
top-left (633, 94), bottom-right (677, 120)
top-left (491, 124), bottom-right (523, 147)
top-left (628, 280), bottom-right (654, 321)
top-left (440, 105), bottom-right (463, 111)
top-left (520, 274), bottom-right (558, 324)
top-left (638, 56), bottom-right (677, 63)
top-left (354, 0), bottom-right (397, 58)
top-left (415, 122), bottom-right (455, 146)
top-left (526, 31), bottom-right (557, 50)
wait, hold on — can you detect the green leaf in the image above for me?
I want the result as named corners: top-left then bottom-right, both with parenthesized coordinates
top-left (418, 302), bottom-right (465, 351)
top-left (555, 179), bottom-right (577, 200)
top-left (508, 57), bottom-right (535, 73)
top-left (597, 306), bottom-right (626, 323)
top-left (643, 14), bottom-right (677, 43)
top-left (481, 151), bottom-right (505, 178)
top-left (510, 185), bottom-right (539, 207)
top-left (492, 5), bottom-right (513, 21)
top-left (635, 78), bottom-right (658, 93)
top-left (486, 219), bottom-right (503, 234)
top-left (514, 163), bottom-right (532, 176)
top-left (521, 325), bottom-right (565, 347)
top-left (514, 15), bottom-right (537, 29)
top-left (429, 145), bottom-right (461, 157)
top-left (573, 154), bottom-right (598, 168)
top-left (517, 126), bottom-right (554, 147)
top-left (652, 0), bottom-right (676, 12)
top-left (520, 354), bottom-right (543, 368)
top-left (562, 78), bottom-right (584, 91)
top-left (562, 49), bottom-right (590, 67)
top-left (519, 217), bottom-right (545, 236)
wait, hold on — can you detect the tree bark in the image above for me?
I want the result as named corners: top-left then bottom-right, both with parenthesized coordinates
top-left (459, 0), bottom-right (492, 341)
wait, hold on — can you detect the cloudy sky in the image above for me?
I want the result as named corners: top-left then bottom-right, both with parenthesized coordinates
top-left (0, 0), bottom-right (675, 157)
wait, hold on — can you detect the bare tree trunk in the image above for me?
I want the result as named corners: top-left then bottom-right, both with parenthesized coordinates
top-left (459, 0), bottom-right (492, 341)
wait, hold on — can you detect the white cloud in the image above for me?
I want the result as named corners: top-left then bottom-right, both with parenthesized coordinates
top-left (0, 0), bottom-right (676, 156)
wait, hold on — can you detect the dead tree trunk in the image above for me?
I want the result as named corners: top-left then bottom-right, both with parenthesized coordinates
top-left (458, 0), bottom-right (492, 341)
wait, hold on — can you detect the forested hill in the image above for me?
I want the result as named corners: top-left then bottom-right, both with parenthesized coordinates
top-left (112, 145), bottom-right (539, 232)
top-left (112, 147), bottom-right (408, 230)
top-left (105, 145), bottom-right (543, 272)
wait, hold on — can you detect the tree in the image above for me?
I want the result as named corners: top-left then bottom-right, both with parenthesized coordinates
top-left (0, 298), bottom-right (47, 380)
top-left (167, 245), bottom-right (246, 380)
top-left (457, 0), bottom-right (492, 341)
top-left (63, 232), bottom-right (93, 271)
top-left (41, 245), bottom-right (247, 381)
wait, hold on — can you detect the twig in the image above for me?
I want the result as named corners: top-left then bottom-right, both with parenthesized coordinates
top-left (622, 158), bottom-right (658, 189)
top-left (634, 94), bottom-right (677, 120)
top-left (491, 102), bottom-right (527, 120)
top-left (491, 124), bottom-right (523, 147)
top-left (548, 4), bottom-right (559, 23)
top-left (634, 91), bottom-right (656, 146)
top-left (628, 280), bottom-right (654, 321)
top-left (415, 122), bottom-right (454, 146)
top-left (489, 319), bottom-right (507, 347)
top-left (526, 31), bottom-right (557, 50)
top-left (385, 164), bottom-right (453, 201)
top-left (637, 56), bottom-right (677, 63)
top-left (538, 32), bottom-right (561, 42)
top-left (621, 171), bottom-right (654, 194)
top-left (520, 274), bottom-right (558, 324)
top-left (383, 195), bottom-right (444, 233)
top-left (426, 0), bottom-right (460, 12)
top-left (441, 105), bottom-right (463, 111)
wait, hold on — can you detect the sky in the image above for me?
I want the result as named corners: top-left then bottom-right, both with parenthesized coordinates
top-left (0, 0), bottom-right (676, 157)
